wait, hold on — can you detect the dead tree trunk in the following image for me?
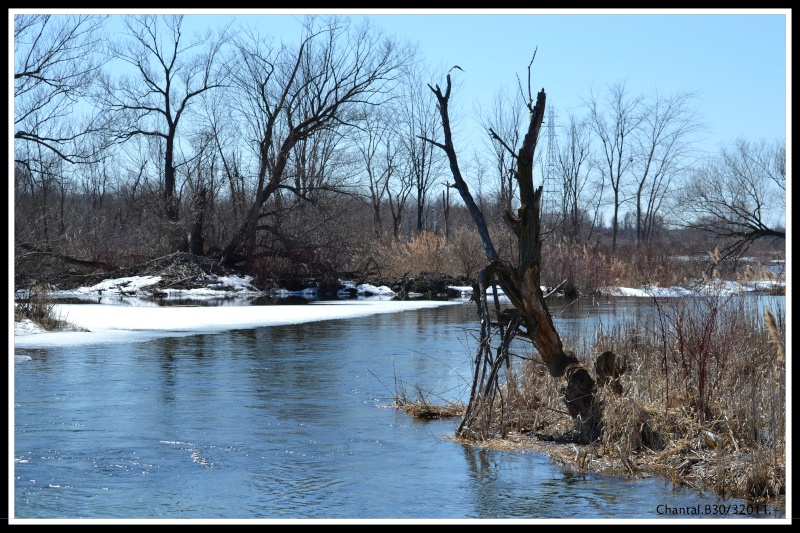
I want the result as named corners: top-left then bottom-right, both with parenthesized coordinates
top-left (424, 67), bottom-right (600, 441)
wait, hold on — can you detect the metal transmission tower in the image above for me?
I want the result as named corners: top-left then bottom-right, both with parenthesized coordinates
top-left (542, 104), bottom-right (559, 225)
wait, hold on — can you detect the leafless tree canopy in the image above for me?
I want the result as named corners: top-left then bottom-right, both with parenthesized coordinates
top-left (96, 14), bottom-right (229, 220)
top-left (217, 16), bottom-right (413, 265)
top-left (585, 82), bottom-right (644, 253)
top-left (681, 137), bottom-right (786, 262)
top-left (554, 113), bottom-right (596, 242)
top-left (14, 14), bottom-right (109, 169)
top-left (630, 90), bottom-right (705, 244)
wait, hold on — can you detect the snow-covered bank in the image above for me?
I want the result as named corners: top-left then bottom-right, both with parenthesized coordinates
top-left (13, 271), bottom-right (467, 349)
top-left (13, 269), bottom-right (786, 350)
top-left (599, 277), bottom-right (785, 297)
top-left (36, 274), bottom-right (399, 303)
top-left (13, 299), bottom-right (463, 349)
top-left (449, 277), bottom-right (786, 299)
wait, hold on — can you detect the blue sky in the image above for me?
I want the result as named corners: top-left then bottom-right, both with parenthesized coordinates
top-left (11, 8), bottom-right (788, 157)
top-left (166, 8), bottom-right (789, 157)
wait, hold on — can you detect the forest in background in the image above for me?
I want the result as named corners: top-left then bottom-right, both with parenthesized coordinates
top-left (14, 13), bottom-right (786, 294)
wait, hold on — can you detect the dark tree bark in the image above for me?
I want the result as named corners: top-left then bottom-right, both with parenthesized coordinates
top-left (424, 66), bottom-right (600, 440)
top-left (188, 187), bottom-right (207, 256)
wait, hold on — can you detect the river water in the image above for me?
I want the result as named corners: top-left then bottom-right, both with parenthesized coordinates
top-left (12, 297), bottom-right (786, 521)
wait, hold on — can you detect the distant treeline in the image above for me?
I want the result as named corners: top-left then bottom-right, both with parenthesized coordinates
top-left (13, 14), bottom-right (785, 290)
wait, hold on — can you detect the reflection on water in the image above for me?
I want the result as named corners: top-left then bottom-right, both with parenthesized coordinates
top-left (460, 447), bottom-right (723, 519)
top-left (549, 295), bottom-right (656, 348)
top-left (13, 298), bottom-right (785, 520)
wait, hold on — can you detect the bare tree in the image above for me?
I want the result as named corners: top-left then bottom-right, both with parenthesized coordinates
top-left (352, 104), bottom-right (399, 239)
top-left (199, 85), bottom-right (249, 227)
top-left (265, 127), bottom-right (357, 276)
top-left (98, 14), bottom-right (228, 220)
top-left (424, 57), bottom-right (602, 440)
top-left (385, 155), bottom-right (415, 241)
top-left (397, 63), bottom-right (447, 234)
top-left (555, 113), bottom-right (595, 242)
top-left (482, 86), bottom-right (526, 214)
top-left (681, 138), bottom-right (786, 262)
top-left (177, 128), bottom-right (220, 255)
top-left (631, 90), bottom-right (704, 244)
top-left (585, 81), bottom-right (644, 253)
top-left (14, 147), bottom-right (67, 247)
top-left (287, 128), bottom-right (345, 202)
top-left (14, 14), bottom-right (110, 175)
top-left (218, 16), bottom-right (411, 266)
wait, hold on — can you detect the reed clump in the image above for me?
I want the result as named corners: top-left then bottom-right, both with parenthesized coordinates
top-left (458, 287), bottom-right (785, 503)
top-left (573, 290), bottom-right (784, 501)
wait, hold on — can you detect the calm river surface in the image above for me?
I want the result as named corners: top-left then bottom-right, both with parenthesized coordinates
top-left (13, 297), bottom-right (785, 521)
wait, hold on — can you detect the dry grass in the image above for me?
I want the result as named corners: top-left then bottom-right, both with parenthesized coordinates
top-left (376, 229), bottom-right (484, 279)
top-left (391, 364), bottom-right (467, 421)
top-left (378, 231), bottom-right (447, 278)
top-left (404, 289), bottom-right (786, 504)
top-left (399, 402), bottom-right (465, 420)
top-left (14, 288), bottom-right (69, 331)
top-left (587, 292), bottom-right (784, 502)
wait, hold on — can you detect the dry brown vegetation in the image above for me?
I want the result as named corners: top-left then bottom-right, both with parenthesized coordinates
top-left (370, 228), bottom-right (485, 280)
top-left (388, 238), bottom-right (786, 503)
top-left (363, 223), bottom-right (783, 298)
top-left (402, 278), bottom-right (786, 505)
top-left (14, 289), bottom-right (70, 331)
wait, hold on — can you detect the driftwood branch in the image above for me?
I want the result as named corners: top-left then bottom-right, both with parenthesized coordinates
top-left (544, 280), bottom-right (568, 299)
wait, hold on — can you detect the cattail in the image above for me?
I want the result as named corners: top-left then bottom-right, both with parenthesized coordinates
top-left (764, 308), bottom-right (784, 364)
